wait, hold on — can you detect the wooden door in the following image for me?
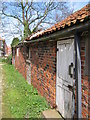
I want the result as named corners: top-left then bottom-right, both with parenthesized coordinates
top-left (56, 39), bottom-right (75, 118)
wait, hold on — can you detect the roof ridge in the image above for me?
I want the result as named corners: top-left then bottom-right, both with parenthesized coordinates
top-left (25, 3), bottom-right (90, 41)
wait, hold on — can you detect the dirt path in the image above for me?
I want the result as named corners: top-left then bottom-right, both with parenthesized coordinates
top-left (0, 62), bottom-right (3, 119)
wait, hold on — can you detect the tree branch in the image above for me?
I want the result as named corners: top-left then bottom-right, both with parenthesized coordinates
top-left (32, 14), bottom-right (47, 32)
top-left (21, 0), bottom-right (25, 22)
top-left (28, 15), bottom-right (44, 25)
top-left (2, 9), bottom-right (24, 25)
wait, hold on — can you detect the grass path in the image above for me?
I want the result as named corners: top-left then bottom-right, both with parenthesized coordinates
top-left (0, 62), bottom-right (3, 119)
top-left (2, 63), bottom-right (49, 118)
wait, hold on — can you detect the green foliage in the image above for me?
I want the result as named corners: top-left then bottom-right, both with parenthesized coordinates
top-left (1, 58), bottom-right (7, 63)
top-left (2, 64), bottom-right (49, 118)
top-left (0, 55), bottom-right (12, 64)
top-left (11, 37), bottom-right (19, 48)
top-left (0, 57), bottom-right (4, 62)
top-left (0, 57), bottom-right (8, 63)
top-left (6, 54), bottom-right (12, 64)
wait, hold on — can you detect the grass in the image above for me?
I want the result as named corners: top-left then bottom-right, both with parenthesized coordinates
top-left (2, 64), bottom-right (49, 118)
top-left (0, 57), bottom-right (3, 62)
top-left (0, 57), bottom-right (7, 63)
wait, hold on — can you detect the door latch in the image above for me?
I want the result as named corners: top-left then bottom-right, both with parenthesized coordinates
top-left (57, 48), bottom-right (59, 51)
top-left (69, 63), bottom-right (73, 78)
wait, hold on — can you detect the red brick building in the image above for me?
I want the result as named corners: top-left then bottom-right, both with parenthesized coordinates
top-left (5, 46), bottom-right (11, 56)
top-left (12, 4), bottom-right (90, 119)
top-left (0, 37), bottom-right (11, 57)
top-left (0, 37), bottom-right (7, 57)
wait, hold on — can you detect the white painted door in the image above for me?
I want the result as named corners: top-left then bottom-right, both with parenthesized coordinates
top-left (56, 39), bottom-right (75, 118)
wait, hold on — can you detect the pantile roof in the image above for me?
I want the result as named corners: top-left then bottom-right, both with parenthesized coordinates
top-left (26, 4), bottom-right (90, 41)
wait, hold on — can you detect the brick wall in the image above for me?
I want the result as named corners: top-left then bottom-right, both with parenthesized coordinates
top-left (30, 41), bottom-right (57, 107)
top-left (88, 33), bottom-right (90, 120)
top-left (13, 46), bottom-right (28, 80)
top-left (12, 41), bottom-right (57, 107)
top-left (80, 33), bottom-right (89, 118)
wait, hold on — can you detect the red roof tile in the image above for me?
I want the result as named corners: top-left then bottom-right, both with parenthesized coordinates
top-left (26, 4), bottom-right (90, 41)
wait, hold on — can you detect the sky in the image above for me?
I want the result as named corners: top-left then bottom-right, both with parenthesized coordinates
top-left (0, 1), bottom-right (89, 46)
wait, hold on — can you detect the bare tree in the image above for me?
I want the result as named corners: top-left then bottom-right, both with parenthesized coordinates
top-left (2, 0), bottom-right (73, 39)
top-left (54, 3), bottom-right (73, 22)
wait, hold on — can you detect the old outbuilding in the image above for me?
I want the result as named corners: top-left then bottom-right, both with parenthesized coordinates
top-left (12, 4), bottom-right (90, 119)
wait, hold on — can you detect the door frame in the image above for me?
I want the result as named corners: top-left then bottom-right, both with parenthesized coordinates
top-left (56, 36), bottom-right (81, 118)
top-left (75, 34), bottom-right (82, 118)
top-left (56, 38), bottom-right (75, 117)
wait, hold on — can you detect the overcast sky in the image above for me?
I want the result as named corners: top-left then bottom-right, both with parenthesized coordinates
top-left (0, 1), bottom-right (89, 46)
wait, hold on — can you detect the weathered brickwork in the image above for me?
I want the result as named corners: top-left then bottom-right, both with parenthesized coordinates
top-left (12, 41), bottom-right (57, 107)
top-left (30, 41), bottom-right (57, 107)
top-left (14, 46), bottom-right (28, 79)
top-left (88, 33), bottom-right (90, 120)
top-left (80, 33), bottom-right (89, 118)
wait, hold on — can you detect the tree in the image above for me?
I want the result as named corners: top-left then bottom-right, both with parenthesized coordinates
top-left (2, 0), bottom-right (73, 39)
top-left (11, 37), bottom-right (19, 48)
